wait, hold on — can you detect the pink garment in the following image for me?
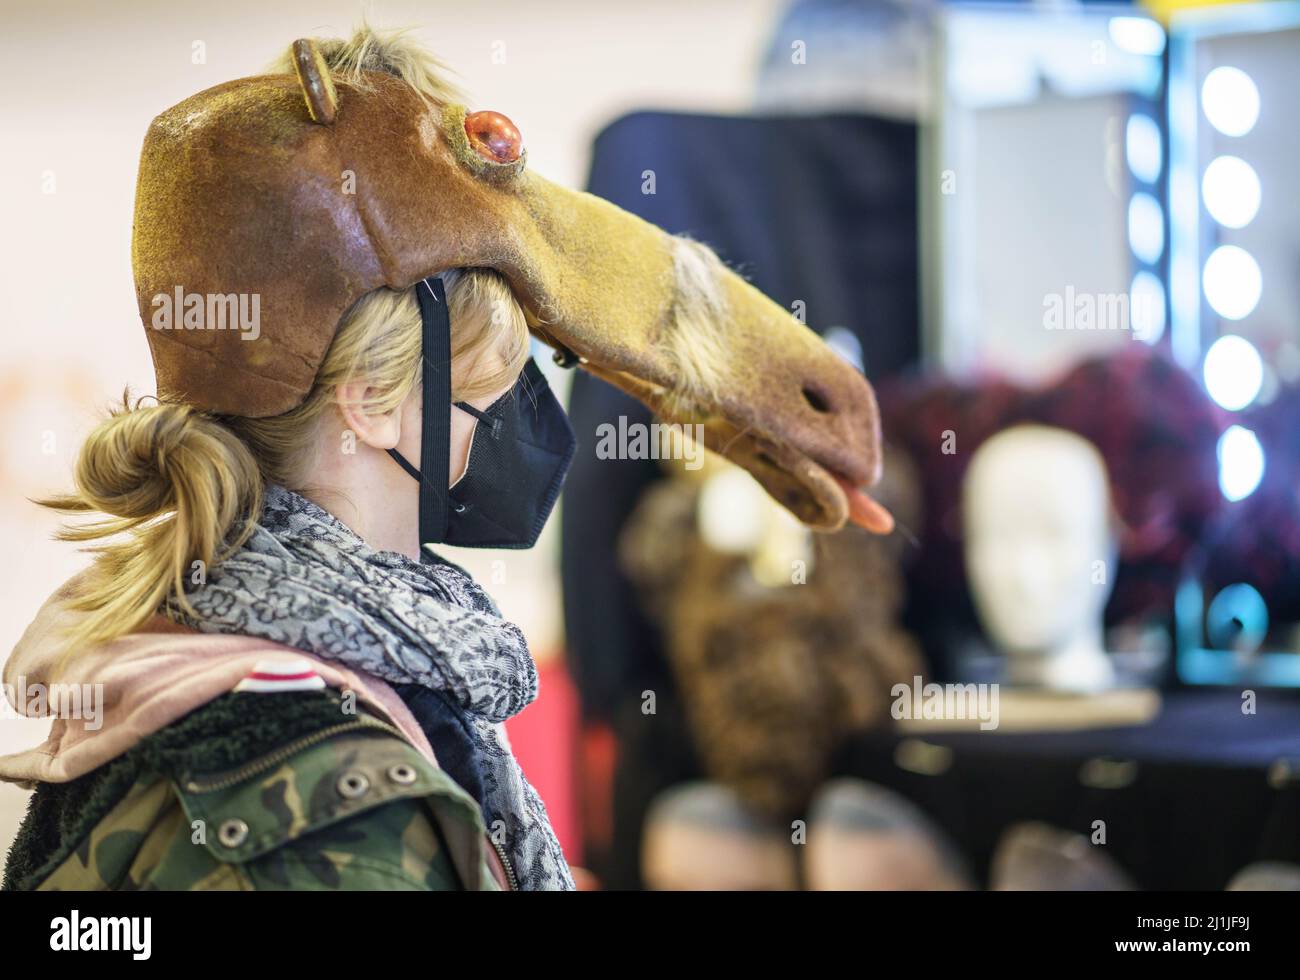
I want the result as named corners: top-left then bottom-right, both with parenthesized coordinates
top-left (0, 578), bottom-right (437, 789)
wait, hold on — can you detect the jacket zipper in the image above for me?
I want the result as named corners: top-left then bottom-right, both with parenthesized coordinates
top-left (489, 835), bottom-right (519, 891)
top-left (182, 716), bottom-right (404, 793)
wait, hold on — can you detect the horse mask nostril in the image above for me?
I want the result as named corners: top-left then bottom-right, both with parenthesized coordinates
top-left (802, 385), bottom-right (832, 414)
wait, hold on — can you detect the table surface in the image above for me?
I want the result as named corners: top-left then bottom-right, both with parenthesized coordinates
top-left (835, 691), bottom-right (1300, 888)
top-left (881, 691), bottom-right (1300, 768)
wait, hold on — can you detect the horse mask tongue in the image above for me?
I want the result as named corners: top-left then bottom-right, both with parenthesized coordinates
top-left (132, 34), bottom-right (890, 534)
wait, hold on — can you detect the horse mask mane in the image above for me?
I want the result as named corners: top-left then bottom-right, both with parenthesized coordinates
top-left (132, 32), bottom-right (890, 533)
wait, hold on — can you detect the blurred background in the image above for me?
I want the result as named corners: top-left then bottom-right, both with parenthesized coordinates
top-left (3, 0), bottom-right (1299, 890)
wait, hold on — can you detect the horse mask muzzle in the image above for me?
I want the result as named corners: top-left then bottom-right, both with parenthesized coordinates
top-left (386, 277), bottom-right (576, 549)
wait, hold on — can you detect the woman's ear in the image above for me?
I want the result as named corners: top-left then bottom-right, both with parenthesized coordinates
top-left (334, 382), bottom-right (402, 451)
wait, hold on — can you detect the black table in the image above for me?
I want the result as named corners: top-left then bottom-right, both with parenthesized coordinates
top-left (832, 692), bottom-right (1300, 889)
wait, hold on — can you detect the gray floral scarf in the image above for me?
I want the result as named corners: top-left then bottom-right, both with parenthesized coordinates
top-left (168, 484), bottom-right (574, 891)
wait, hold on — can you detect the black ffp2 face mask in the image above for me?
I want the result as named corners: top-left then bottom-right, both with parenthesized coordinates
top-left (387, 277), bottom-right (577, 550)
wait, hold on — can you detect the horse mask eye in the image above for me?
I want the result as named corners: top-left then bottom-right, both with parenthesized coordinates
top-left (464, 110), bottom-right (522, 164)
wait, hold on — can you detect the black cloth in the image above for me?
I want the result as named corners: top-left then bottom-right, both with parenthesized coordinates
top-left (395, 683), bottom-right (488, 811)
top-left (833, 691), bottom-right (1300, 889)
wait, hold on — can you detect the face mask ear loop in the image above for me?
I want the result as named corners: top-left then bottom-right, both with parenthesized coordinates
top-left (454, 399), bottom-right (503, 437)
top-left (387, 276), bottom-right (452, 545)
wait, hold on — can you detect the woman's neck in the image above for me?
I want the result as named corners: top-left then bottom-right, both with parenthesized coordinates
top-left (299, 430), bottom-right (422, 560)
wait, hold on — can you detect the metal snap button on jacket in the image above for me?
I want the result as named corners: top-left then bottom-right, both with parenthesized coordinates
top-left (336, 771), bottom-right (371, 799)
top-left (387, 764), bottom-right (418, 785)
top-left (217, 818), bottom-right (250, 849)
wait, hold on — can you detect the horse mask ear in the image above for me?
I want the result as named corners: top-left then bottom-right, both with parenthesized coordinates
top-left (291, 38), bottom-right (338, 124)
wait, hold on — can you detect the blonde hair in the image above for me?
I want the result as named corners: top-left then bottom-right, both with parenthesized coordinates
top-left (42, 268), bottom-right (529, 653)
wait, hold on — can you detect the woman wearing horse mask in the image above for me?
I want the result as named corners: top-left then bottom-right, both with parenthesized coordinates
top-left (4, 268), bottom-right (572, 890)
top-left (1, 26), bottom-right (891, 892)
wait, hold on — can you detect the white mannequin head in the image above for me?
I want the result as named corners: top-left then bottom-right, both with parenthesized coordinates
top-left (962, 424), bottom-right (1117, 692)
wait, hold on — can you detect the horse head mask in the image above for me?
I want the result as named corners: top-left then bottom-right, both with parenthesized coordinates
top-left (132, 30), bottom-right (892, 535)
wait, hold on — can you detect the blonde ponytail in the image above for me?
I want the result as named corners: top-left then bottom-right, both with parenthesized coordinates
top-left (40, 393), bottom-right (262, 651)
top-left (43, 267), bottom-right (528, 655)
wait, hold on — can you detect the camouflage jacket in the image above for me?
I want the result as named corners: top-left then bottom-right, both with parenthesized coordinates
top-left (2, 690), bottom-right (508, 891)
